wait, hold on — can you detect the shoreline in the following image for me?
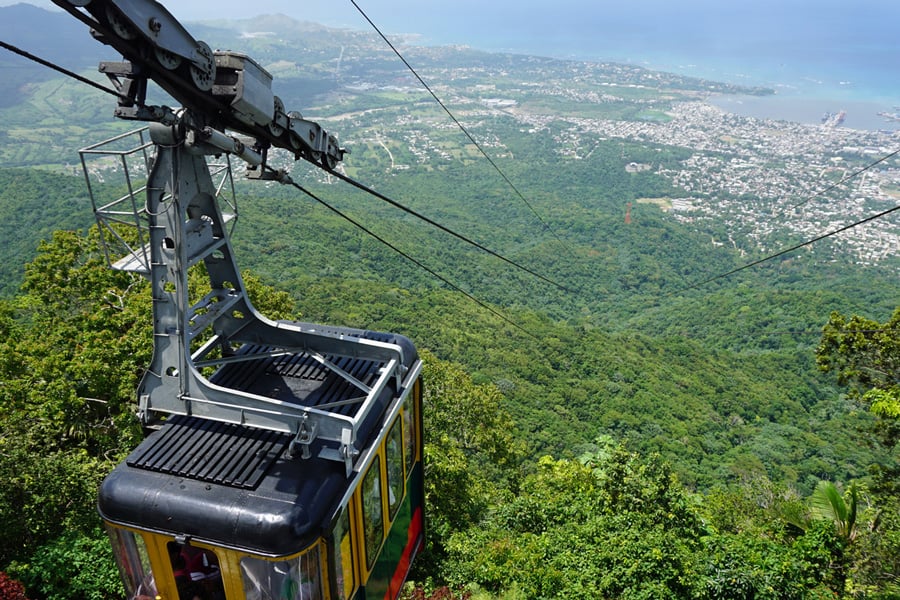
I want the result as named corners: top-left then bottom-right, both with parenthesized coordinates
top-left (497, 49), bottom-right (900, 133)
top-left (605, 54), bottom-right (900, 133)
top-left (707, 93), bottom-right (900, 132)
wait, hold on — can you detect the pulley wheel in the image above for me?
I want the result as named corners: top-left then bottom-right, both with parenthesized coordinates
top-left (105, 5), bottom-right (136, 40)
top-left (155, 47), bottom-right (182, 70)
top-left (287, 111), bottom-right (303, 149)
top-left (190, 41), bottom-right (216, 92)
top-left (268, 96), bottom-right (285, 137)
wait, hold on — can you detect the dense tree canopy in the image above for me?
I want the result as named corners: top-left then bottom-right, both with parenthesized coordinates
top-left (2, 228), bottom-right (897, 599)
top-left (817, 307), bottom-right (900, 451)
top-left (815, 308), bottom-right (900, 595)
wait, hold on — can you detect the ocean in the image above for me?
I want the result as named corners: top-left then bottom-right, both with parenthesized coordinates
top-left (307, 0), bottom-right (900, 132)
top-left (40, 0), bottom-right (897, 131)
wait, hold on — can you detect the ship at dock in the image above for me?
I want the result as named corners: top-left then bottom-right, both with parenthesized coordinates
top-left (877, 108), bottom-right (900, 123)
top-left (821, 110), bottom-right (847, 127)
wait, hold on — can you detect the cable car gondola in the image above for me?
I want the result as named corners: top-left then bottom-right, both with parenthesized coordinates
top-left (100, 327), bottom-right (424, 600)
top-left (78, 108), bottom-right (423, 600)
top-left (53, 1), bottom-right (425, 596)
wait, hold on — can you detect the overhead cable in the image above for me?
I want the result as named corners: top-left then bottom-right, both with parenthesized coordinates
top-left (0, 39), bottom-right (127, 101)
top-left (333, 169), bottom-right (572, 292)
top-left (348, 0), bottom-right (576, 257)
top-left (792, 147), bottom-right (900, 210)
top-left (282, 173), bottom-right (540, 340)
top-left (676, 203), bottom-right (900, 294)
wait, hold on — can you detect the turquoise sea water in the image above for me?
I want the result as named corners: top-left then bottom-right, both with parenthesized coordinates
top-left (485, 15), bottom-right (898, 132)
top-left (606, 45), bottom-right (900, 131)
top-left (624, 50), bottom-right (900, 131)
top-left (317, 1), bottom-right (900, 132)
top-left (164, 0), bottom-right (900, 131)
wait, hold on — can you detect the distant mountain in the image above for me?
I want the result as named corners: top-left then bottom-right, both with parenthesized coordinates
top-left (194, 13), bottom-right (344, 37)
top-left (0, 4), bottom-right (108, 107)
top-left (0, 4), bottom-right (338, 60)
top-left (0, 4), bottom-right (94, 57)
top-left (0, 5), bottom-right (371, 110)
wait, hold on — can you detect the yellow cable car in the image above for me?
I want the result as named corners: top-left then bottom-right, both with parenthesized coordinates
top-left (56, 3), bottom-right (428, 595)
top-left (75, 123), bottom-right (425, 600)
top-left (100, 330), bottom-right (424, 600)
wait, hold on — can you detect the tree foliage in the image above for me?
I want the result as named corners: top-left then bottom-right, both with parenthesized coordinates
top-left (0, 572), bottom-right (28, 600)
top-left (808, 481), bottom-right (860, 544)
top-left (817, 307), bottom-right (900, 451)
top-left (417, 351), bottom-right (524, 575)
top-left (817, 308), bottom-right (900, 401)
top-left (815, 308), bottom-right (900, 596)
top-left (433, 442), bottom-right (854, 599)
top-left (7, 529), bottom-right (121, 600)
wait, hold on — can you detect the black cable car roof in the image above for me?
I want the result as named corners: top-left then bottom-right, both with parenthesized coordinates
top-left (99, 415), bottom-right (347, 555)
top-left (99, 327), bottom-right (419, 556)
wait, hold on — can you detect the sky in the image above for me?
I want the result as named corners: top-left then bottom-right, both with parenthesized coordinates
top-left (6, 0), bottom-right (396, 25)
top-left (9, 0), bottom-right (898, 41)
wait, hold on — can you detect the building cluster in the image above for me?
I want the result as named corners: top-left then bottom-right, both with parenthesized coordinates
top-left (324, 54), bottom-right (900, 269)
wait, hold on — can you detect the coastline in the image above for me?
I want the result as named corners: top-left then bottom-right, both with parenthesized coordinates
top-left (707, 93), bottom-right (900, 132)
top-left (601, 53), bottom-right (900, 133)
top-left (480, 46), bottom-right (900, 133)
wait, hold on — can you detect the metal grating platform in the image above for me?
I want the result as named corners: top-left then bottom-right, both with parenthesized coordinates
top-left (209, 345), bottom-right (384, 416)
top-left (126, 415), bottom-right (290, 489)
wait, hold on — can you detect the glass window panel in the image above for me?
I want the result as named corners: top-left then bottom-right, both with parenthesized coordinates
top-left (241, 548), bottom-right (323, 600)
top-left (403, 401), bottom-right (415, 479)
top-left (106, 527), bottom-right (157, 600)
top-left (169, 542), bottom-right (225, 600)
top-left (386, 419), bottom-right (404, 518)
top-left (330, 508), bottom-right (353, 600)
top-left (361, 457), bottom-right (384, 570)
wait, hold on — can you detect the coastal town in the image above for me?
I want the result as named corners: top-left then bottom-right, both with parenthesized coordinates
top-left (329, 48), bottom-right (900, 271)
top-left (540, 98), bottom-right (900, 267)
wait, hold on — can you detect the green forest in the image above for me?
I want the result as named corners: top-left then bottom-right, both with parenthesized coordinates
top-left (1, 223), bottom-right (899, 599)
top-left (1, 6), bottom-right (899, 599)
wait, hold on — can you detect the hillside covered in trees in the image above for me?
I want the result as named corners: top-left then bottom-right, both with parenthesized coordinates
top-left (0, 5), bottom-right (898, 599)
top-left (1, 228), bottom-right (898, 599)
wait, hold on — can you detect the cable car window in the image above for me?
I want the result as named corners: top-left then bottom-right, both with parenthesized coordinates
top-left (386, 418), bottom-right (404, 519)
top-left (168, 542), bottom-right (225, 600)
top-left (403, 400), bottom-right (415, 479)
top-left (361, 456), bottom-right (384, 570)
top-left (330, 507), bottom-right (354, 600)
top-left (106, 526), bottom-right (157, 600)
top-left (241, 548), bottom-right (323, 600)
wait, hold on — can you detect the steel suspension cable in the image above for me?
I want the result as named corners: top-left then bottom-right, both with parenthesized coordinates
top-left (348, 0), bottom-right (576, 258)
top-left (279, 172), bottom-right (540, 340)
top-left (0, 39), bottom-right (128, 101)
top-left (332, 169), bottom-right (572, 292)
top-left (791, 147), bottom-right (900, 210)
top-left (676, 203), bottom-right (900, 294)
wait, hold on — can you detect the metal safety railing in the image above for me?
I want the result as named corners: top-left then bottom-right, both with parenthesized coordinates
top-left (78, 127), bottom-right (238, 275)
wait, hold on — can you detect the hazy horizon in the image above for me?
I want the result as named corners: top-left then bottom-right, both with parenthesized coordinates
top-left (4, 1), bottom-right (899, 109)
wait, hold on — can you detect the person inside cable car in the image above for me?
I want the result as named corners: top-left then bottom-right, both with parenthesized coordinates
top-left (169, 542), bottom-right (225, 600)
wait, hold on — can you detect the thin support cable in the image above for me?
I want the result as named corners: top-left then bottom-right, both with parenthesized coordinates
top-left (348, 0), bottom-right (576, 257)
top-left (286, 176), bottom-right (540, 340)
top-left (676, 204), bottom-right (900, 294)
top-left (332, 169), bottom-right (572, 292)
top-left (0, 39), bottom-right (127, 101)
top-left (791, 147), bottom-right (900, 210)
